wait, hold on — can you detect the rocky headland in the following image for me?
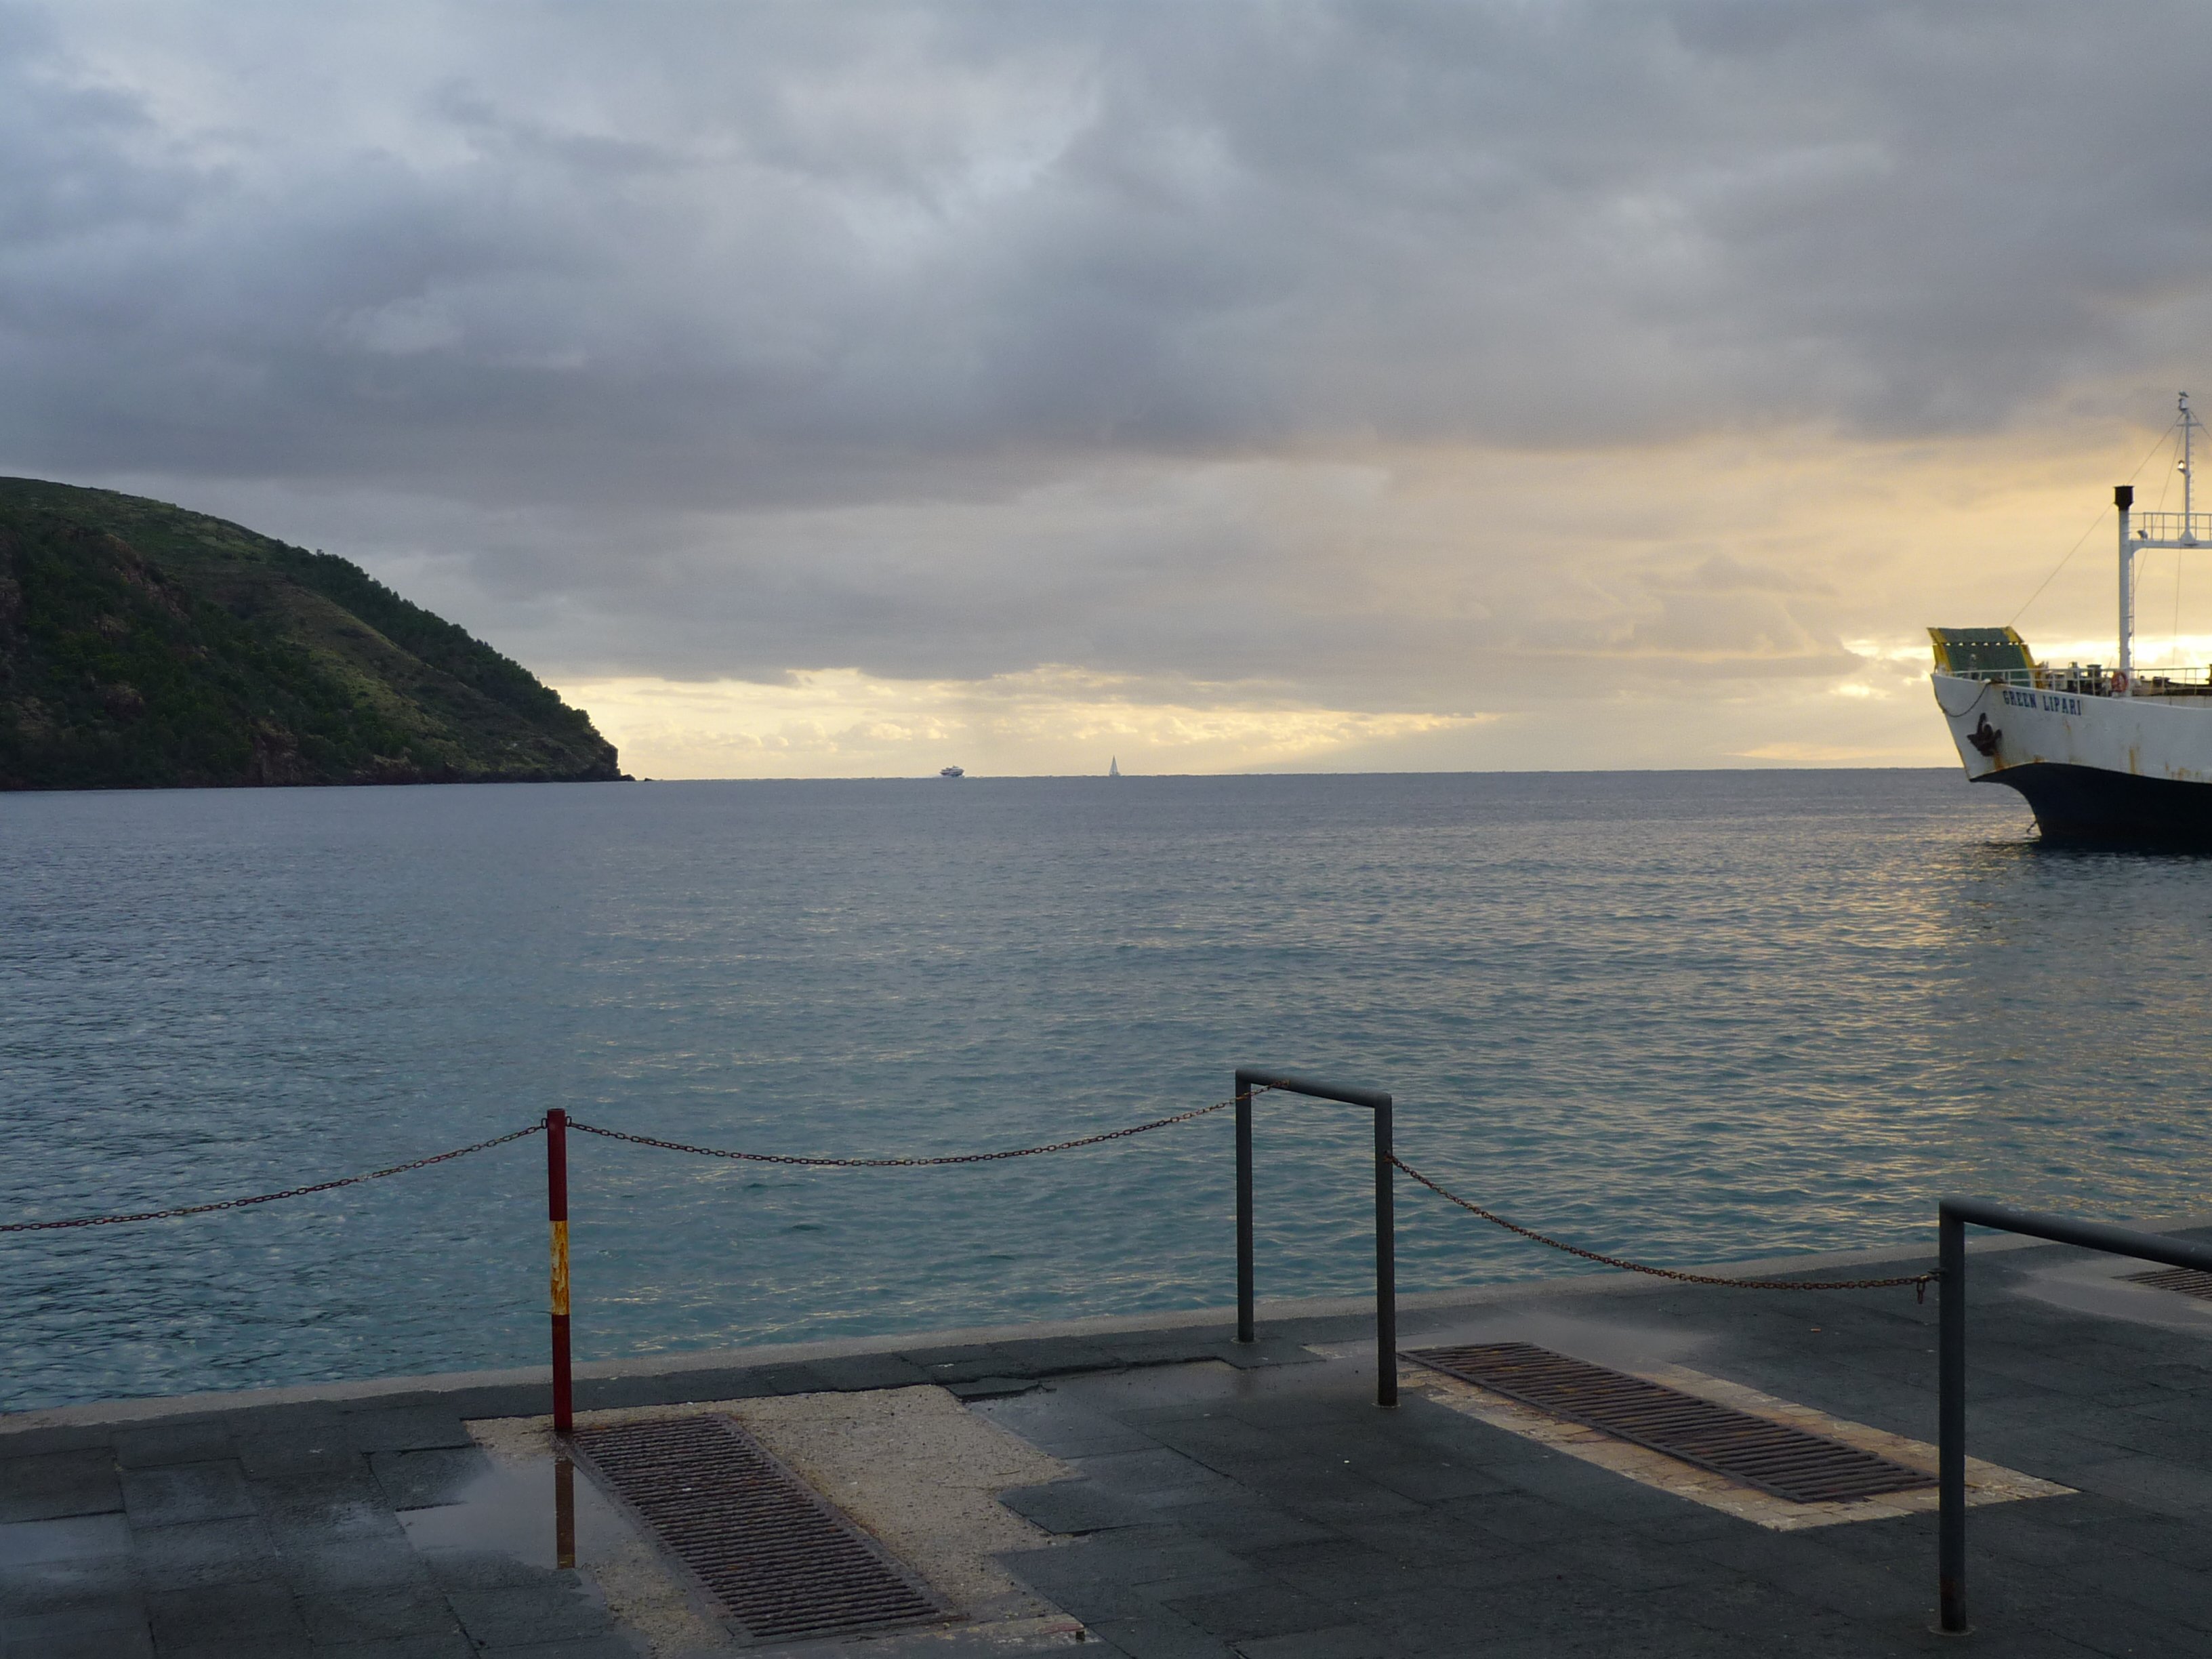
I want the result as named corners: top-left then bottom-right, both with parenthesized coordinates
top-left (0, 478), bottom-right (623, 790)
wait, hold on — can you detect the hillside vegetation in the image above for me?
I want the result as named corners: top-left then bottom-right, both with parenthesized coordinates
top-left (0, 478), bottom-right (623, 790)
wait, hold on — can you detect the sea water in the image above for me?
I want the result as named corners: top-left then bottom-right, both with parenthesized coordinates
top-left (3, 771), bottom-right (2208, 1412)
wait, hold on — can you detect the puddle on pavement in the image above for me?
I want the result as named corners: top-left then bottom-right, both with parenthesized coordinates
top-left (398, 1454), bottom-right (638, 1572)
top-left (0, 1512), bottom-right (131, 1568)
top-left (411, 1427), bottom-right (742, 1656)
top-left (2015, 1256), bottom-right (2212, 1334)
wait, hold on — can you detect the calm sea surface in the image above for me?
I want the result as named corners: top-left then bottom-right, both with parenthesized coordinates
top-left (4, 771), bottom-right (2209, 1412)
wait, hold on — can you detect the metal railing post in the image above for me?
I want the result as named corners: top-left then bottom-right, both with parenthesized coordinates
top-left (1234, 1067), bottom-right (1397, 1408)
top-left (1938, 1202), bottom-right (1967, 1634)
top-left (1929, 1196), bottom-right (2212, 1635)
top-left (1374, 1099), bottom-right (1397, 1408)
top-left (1236, 1087), bottom-right (1256, 1345)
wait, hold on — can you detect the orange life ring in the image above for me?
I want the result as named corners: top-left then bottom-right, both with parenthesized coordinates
top-left (2112, 670), bottom-right (2131, 694)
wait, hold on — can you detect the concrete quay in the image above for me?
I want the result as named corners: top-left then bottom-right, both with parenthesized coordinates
top-left (5, 1226), bottom-right (2212, 1658)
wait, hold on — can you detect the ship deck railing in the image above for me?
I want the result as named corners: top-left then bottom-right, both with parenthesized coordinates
top-left (2130, 510), bottom-right (2212, 544)
top-left (1944, 665), bottom-right (2212, 697)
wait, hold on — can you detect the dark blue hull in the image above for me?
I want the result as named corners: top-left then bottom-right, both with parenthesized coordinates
top-left (1983, 761), bottom-right (2212, 848)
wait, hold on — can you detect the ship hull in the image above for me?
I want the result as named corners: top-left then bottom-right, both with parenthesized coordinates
top-left (1979, 761), bottom-right (2212, 844)
top-left (1932, 672), bottom-right (2212, 846)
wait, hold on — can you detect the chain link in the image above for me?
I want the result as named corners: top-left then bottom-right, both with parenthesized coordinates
top-left (1392, 1154), bottom-right (1938, 1298)
top-left (0, 1124), bottom-right (545, 1234)
top-left (568, 1092), bottom-right (1248, 1167)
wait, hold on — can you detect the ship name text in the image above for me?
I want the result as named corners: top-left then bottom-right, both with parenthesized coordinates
top-left (2001, 689), bottom-right (2083, 715)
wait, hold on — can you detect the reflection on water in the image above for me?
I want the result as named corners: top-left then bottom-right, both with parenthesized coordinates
top-left (401, 1452), bottom-right (630, 1572)
top-left (5, 770), bottom-right (2212, 1410)
top-left (557, 1456), bottom-right (575, 1570)
top-left (1928, 832), bottom-right (2212, 1211)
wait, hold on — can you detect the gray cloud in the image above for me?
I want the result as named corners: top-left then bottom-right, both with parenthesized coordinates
top-left (2, 1), bottom-right (2206, 707)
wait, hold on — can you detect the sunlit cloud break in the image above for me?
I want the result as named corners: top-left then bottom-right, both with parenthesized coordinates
top-left (560, 668), bottom-right (1493, 778)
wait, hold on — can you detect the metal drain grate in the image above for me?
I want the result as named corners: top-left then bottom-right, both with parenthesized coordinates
top-left (2124, 1266), bottom-right (2212, 1300)
top-left (1404, 1343), bottom-right (1935, 1504)
top-left (569, 1414), bottom-right (948, 1644)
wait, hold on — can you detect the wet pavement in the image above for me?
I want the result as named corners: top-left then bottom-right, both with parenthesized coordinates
top-left (6, 1229), bottom-right (2212, 1656)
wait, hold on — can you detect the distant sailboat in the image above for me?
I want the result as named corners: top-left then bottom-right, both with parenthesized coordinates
top-left (1108, 756), bottom-right (1121, 778)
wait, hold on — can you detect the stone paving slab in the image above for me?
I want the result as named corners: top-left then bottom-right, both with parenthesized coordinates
top-left (962, 1237), bottom-right (2212, 1656)
top-left (3, 1231), bottom-right (2212, 1654)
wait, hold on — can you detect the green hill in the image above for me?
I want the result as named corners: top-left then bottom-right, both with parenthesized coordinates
top-left (0, 478), bottom-right (624, 790)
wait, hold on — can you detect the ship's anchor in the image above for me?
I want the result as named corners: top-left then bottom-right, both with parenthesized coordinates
top-left (1967, 714), bottom-right (2001, 757)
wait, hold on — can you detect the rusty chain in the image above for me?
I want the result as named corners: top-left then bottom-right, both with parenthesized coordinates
top-left (0, 1094), bottom-right (1940, 1307)
top-left (567, 1091), bottom-right (1251, 1166)
top-left (1392, 1154), bottom-right (1937, 1298)
top-left (1, 1095), bottom-right (1252, 1236)
top-left (0, 1123), bottom-right (544, 1234)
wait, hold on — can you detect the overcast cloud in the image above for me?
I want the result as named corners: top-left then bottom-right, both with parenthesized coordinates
top-left (5, 1), bottom-right (2209, 773)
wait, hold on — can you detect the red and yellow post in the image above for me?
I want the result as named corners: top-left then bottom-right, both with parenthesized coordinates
top-left (546, 1108), bottom-right (573, 1435)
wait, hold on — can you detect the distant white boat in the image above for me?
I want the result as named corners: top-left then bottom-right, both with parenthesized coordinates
top-left (939, 765), bottom-right (964, 779)
top-left (1108, 756), bottom-right (1120, 778)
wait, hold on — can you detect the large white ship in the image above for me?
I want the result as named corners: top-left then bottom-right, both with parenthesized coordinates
top-left (1931, 395), bottom-right (2212, 845)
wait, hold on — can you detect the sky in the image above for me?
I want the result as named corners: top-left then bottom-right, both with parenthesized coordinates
top-left (6, 1), bottom-right (2212, 777)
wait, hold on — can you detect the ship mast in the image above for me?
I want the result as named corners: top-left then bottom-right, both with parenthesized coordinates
top-left (2185, 390), bottom-right (2197, 521)
top-left (2115, 392), bottom-right (2203, 694)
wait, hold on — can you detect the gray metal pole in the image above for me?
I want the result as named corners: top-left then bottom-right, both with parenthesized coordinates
top-left (1374, 1099), bottom-right (1397, 1408)
top-left (1232, 1068), bottom-right (1392, 1359)
top-left (1925, 1195), bottom-right (2212, 1633)
top-left (1938, 1206), bottom-right (1967, 1634)
top-left (1235, 1084), bottom-right (1255, 1345)
top-left (1940, 1195), bottom-right (2212, 1272)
